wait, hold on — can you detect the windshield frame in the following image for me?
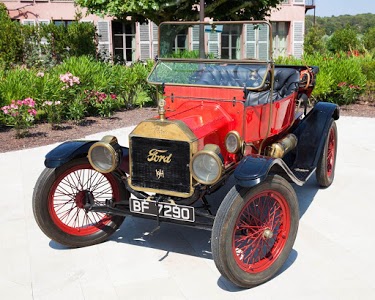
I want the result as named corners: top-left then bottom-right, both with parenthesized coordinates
top-left (147, 21), bottom-right (274, 90)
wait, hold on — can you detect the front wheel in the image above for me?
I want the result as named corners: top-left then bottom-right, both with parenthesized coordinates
top-left (211, 175), bottom-right (299, 288)
top-left (32, 157), bottom-right (128, 247)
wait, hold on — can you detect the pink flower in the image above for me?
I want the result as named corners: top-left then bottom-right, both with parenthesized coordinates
top-left (37, 72), bottom-right (44, 77)
top-left (110, 94), bottom-right (117, 99)
top-left (72, 76), bottom-right (80, 84)
top-left (10, 103), bottom-right (18, 110)
top-left (349, 84), bottom-right (360, 90)
top-left (55, 101), bottom-right (61, 105)
top-left (59, 72), bottom-right (80, 87)
top-left (28, 109), bottom-right (37, 116)
top-left (23, 98), bottom-right (35, 107)
top-left (1, 106), bottom-right (10, 114)
top-left (337, 82), bottom-right (347, 88)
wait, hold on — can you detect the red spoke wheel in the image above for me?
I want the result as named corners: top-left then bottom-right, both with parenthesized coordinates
top-left (211, 175), bottom-right (299, 288)
top-left (316, 119), bottom-right (338, 187)
top-left (33, 158), bottom-right (128, 247)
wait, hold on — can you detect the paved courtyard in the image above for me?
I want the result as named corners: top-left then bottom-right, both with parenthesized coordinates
top-left (1, 116), bottom-right (374, 299)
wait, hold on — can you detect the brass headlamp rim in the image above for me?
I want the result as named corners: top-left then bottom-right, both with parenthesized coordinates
top-left (225, 130), bottom-right (242, 154)
top-left (88, 137), bottom-right (120, 173)
top-left (190, 149), bottom-right (224, 185)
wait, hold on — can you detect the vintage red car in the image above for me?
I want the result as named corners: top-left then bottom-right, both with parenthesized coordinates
top-left (33, 21), bottom-right (339, 288)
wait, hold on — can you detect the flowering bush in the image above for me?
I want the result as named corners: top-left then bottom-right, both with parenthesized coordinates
top-left (42, 100), bottom-right (62, 128)
top-left (59, 72), bottom-right (80, 89)
top-left (85, 90), bottom-right (119, 118)
top-left (1, 98), bottom-right (37, 137)
top-left (336, 82), bottom-right (363, 105)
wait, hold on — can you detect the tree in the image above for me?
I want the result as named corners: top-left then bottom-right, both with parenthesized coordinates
top-left (0, 3), bottom-right (23, 67)
top-left (304, 25), bottom-right (326, 55)
top-left (363, 27), bottom-right (375, 51)
top-left (326, 26), bottom-right (359, 53)
top-left (76, 0), bottom-right (284, 24)
top-left (305, 14), bottom-right (375, 36)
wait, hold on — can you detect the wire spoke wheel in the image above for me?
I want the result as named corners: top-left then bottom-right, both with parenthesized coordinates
top-left (233, 191), bottom-right (289, 273)
top-left (316, 120), bottom-right (338, 187)
top-left (33, 158), bottom-right (127, 247)
top-left (212, 175), bottom-right (299, 288)
top-left (49, 165), bottom-right (118, 236)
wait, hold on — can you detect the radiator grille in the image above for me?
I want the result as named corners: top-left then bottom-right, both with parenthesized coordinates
top-left (130, 137), bottom-right (191, 193)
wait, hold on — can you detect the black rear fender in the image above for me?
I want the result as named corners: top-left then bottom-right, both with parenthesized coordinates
top-left (234, 102), bottom-right (339, 188)
top-left (291, 101), bottom-right (339, 171)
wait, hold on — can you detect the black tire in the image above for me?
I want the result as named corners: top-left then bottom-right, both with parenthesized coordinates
top-left (316, 119), bottom-right (338, 187)
top-left (211, 175), bottom-right (299, 288)
top-left (32, 157), bottom-right (128, 247)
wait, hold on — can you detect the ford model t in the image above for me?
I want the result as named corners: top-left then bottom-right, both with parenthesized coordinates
top-left (33, 21), bottom-right (339, 288)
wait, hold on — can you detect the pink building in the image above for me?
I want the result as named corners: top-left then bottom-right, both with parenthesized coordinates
top-left (1, 0), bottom-right (315, 60)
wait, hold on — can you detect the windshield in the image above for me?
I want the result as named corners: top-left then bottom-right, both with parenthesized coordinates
top-left (148, 61), bottom-right (270, 89)
top-left (148, 21), bottom-right (272, 89)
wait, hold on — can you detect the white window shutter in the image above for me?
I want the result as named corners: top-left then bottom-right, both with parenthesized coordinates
top-left (139, 23), bottom-right (151, 61)
top-left (293, 0), bottom-right (305, 4)
top-left (191, 25), bottom-right (200, 52)
top-left (151, 22), bottom-right (158, 59)
top-left (208, 32), bottom-right (220, 58)
top-left (293, 21), bottom-right (304, 58)
top-left (97, 20), bottom-right (110, 60)
top-left (245, 24), bottom-right (269, 60)
top-left (245, 24), bottom-right (256, 59)
top-left (258, 24), bottom-right (270, 61)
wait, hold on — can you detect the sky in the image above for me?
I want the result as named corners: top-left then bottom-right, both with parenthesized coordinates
top-left (309, 0), bottom-right (375, 17)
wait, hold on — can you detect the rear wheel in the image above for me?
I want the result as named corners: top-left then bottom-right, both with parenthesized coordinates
top-left (211, 175), bottom-right (299, 288)
top-left (316, 120), bottom-right (337, 187)
top-left (33, 157), bottom-right (128, 247)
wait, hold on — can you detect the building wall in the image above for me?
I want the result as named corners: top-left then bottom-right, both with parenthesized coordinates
top-left (1, 0), bottom-right (311, 60)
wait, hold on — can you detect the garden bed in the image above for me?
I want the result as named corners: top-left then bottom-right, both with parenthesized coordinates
top-left (1, 102), bottom-right (374, 154)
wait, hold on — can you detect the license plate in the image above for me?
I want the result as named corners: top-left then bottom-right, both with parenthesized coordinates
top-left (129, 198), bottom-right (195, 222)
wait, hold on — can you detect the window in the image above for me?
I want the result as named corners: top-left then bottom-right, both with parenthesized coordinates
top-left (173, 29), bottom-right (188, 53)
top-left (53, 20), bottom-right (74, 27)
top-left (221, 24), bottom-right (241, 59)
top-left (112, 21), bottom-right (136, 63)
top-left (21, 19), bottom-right (36, 26)
top-left (272, 22), bottom-right (289, 58)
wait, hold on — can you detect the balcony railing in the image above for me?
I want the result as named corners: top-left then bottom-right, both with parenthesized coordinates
top-left (305, 0), bottom-right (315, 7)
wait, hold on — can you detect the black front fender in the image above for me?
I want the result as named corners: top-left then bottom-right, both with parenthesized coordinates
top-left (44, 140), bottom-right (96, 168)
top-left (233, 155), bottom-right (305, 188)
top-left (44, 140), bottom-right (130, 173)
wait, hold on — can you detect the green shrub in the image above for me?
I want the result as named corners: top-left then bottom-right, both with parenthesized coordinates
top-left (303, 26), bottom-right (327, 56)
top-left (0, 56), bottom-right (155, 128)
top-left (360, 55), bottom-right (375, 81)
top-left (276, 53), bottom-right (367, 105)
top-left (0, 67), bottom-right (38, 103)
top-left (0, 4), bottom-right (23, 67)
top-left (327, 26), bottom-right (360, 53)
top-left (363, 27), bottom-right (375, 52)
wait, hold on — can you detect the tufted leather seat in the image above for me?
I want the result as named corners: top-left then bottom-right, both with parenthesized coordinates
top-left (245, 68), bottom-right (299, 106)
top-left (194, 65), bottom-right (300, 106)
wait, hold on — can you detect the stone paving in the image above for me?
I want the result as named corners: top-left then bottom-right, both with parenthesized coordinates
top-left (1, 116), bottom-right (374, 299)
